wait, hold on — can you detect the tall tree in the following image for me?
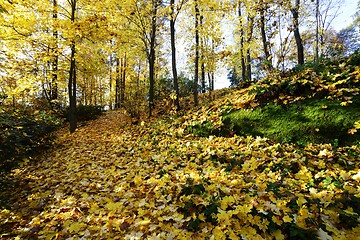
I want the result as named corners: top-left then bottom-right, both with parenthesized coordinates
top-left (245, 14), bottom-right (254, 81)
top-left (124, 0), bottom-right (162, 116)
top-left (337, 26), bottom-right (360, 56)
top-left (355, 1), bottom-right (360, 26)
top-left (169, 0), bottom-right (185, 111)
top-left (257, 0), bottom-right (273, 69)
top-left (238, 1), bottom-right (247, 81)
top-left (115, 54), bottom-right (127, 109)
top-left (186, 0), bottom-right (223, 93)
top-left (51, 0), bottom-right (58, 101)
top-left (68, 0), bottom-right (77, 133)
top-left (115, 57), bottom-right (121, 109)
top-left (200, 14), bottom-right (206, 93)
top-left (275, 0), bottom-right (295, 70)
top-left (315, 0), bottom-right (344, 59)
top-left (290, 0), bottom-right (304, 65)
top-left (109, 51), bottom-right (114, 110)
top-left (193, 0), bottom-right (199, 106)
top-left (121, 53), bottom-right (126, 107)
top-left (315, 0), bottom-right (320, 61)
top-left (148, 0), bottom-right (160, 117)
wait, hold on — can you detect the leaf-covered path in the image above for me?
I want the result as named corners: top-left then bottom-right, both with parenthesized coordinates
top-left (1, 108), bottom-right (360, 239)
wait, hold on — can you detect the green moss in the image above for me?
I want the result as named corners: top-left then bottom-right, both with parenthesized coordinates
top-left (223, 96), bottom-right (360, 146)
top-left (187, 121), bottom-right (215, 137)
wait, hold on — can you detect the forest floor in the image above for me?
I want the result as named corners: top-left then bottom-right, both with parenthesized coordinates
top-left (1, 101), bottom-right (360, 239)
top-left (1, 56), bottom-right (360, 239)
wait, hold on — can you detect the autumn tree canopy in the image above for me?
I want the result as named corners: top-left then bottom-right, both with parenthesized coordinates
top-left (0, 0), bottom-right (357, 131)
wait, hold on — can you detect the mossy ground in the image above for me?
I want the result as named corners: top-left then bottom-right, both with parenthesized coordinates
top-left (223, 95), bottom-right (360, 146)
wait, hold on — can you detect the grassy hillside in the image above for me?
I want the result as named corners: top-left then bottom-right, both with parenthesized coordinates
top-left (181, 52), bottom-right (360, 146)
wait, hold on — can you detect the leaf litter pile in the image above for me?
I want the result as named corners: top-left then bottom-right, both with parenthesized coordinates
top-left (1, 62), bottom-right (360, 239)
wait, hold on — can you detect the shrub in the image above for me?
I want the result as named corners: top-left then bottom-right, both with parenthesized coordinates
top-left (63, 105), bottom-right (103, 122)
top-left (0, 107), bottom-right (62, 171)
top-left (348, 49), bottom-right (360, 66)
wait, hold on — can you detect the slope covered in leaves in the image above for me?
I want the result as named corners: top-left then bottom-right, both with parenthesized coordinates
top-left (174, 53), bottom-right (360, 140)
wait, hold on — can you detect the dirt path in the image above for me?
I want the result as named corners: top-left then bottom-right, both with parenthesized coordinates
top-left (1, 110), bottom-right (140, 239)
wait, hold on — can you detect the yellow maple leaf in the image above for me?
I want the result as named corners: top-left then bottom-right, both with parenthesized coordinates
top-left (212, 226), bottom-right (226, 240)
top-left (296, 196), bottom-right (307, 206)
top-left (273, 229), bottom-right (285, 240)
top-left (217, 210), bottom-right (231, 225)
top-left (228, 229), bottom-right (238, 240)
top-left (272, 215), bottom-right (283, 225)
top-left (283, 215), bottom-right (292, 223)
top-left (348, 128), bottom-right (357, 135)
top-left (295, 167), bottom-right (312, 181)
top-left (220, 196), bottom-right (235, 210)
top-left (134, 175), bottom-right (142, 185)
top-left (105, 202), bottom-right (122, 211)
top-left (68, 222), bottom-right (85, 233)
top-left (198, 213), bottom-right (206, 222)
top-left (234, 204), bottom-right (252, 218)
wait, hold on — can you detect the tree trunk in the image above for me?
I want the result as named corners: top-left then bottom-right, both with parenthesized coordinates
top-left (170, 0), bottom-right (181, 111)
top-left (240, 50), bottom-right (246, 81)
top-left (278, 5), bottom-right (285, 71)
top-left (246, 15), bottom-right (254, 81)
top-left (315, 0), bottom-right (319, 61)
top-left (208, 72), bottom-right (214, 91)
top-left (51, 0), bottom-right (58, 101)
top-left (115, 57), bottom-right (120, 109)
top-left (194, 0), bottom-right (199, 106)
top-left (291, 0), bottom-right (305, 65)
top-left (259, 5), bottom-right (272, 69)
top-left (68, 42), bottom-right (77, 133)
top-left (200, 15), bottom-right (205, 94)
top-left (109, 53), bottom-right (113, 110)
top-left (201, 60), bottom-right (205, 93)
top-left (209, 39), bottom-right (215, 92)
top-left (81, 78), bottom-right (86, 105)
top-left (246, 50), bottom-right (252, 81)
top-left (121, 53), bottom-right (126, 107)
top-left (148, 0), bottom-right (158, 117)
top-left (68, 0), bottom-right (77, 133)
top-left (238, 1), bottom-right (246, 81)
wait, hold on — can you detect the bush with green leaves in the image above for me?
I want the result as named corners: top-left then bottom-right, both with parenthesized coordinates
top-left (0, 107), bottom-right (62, 171)
top-left (63, 105), bottom-right (103, 122)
